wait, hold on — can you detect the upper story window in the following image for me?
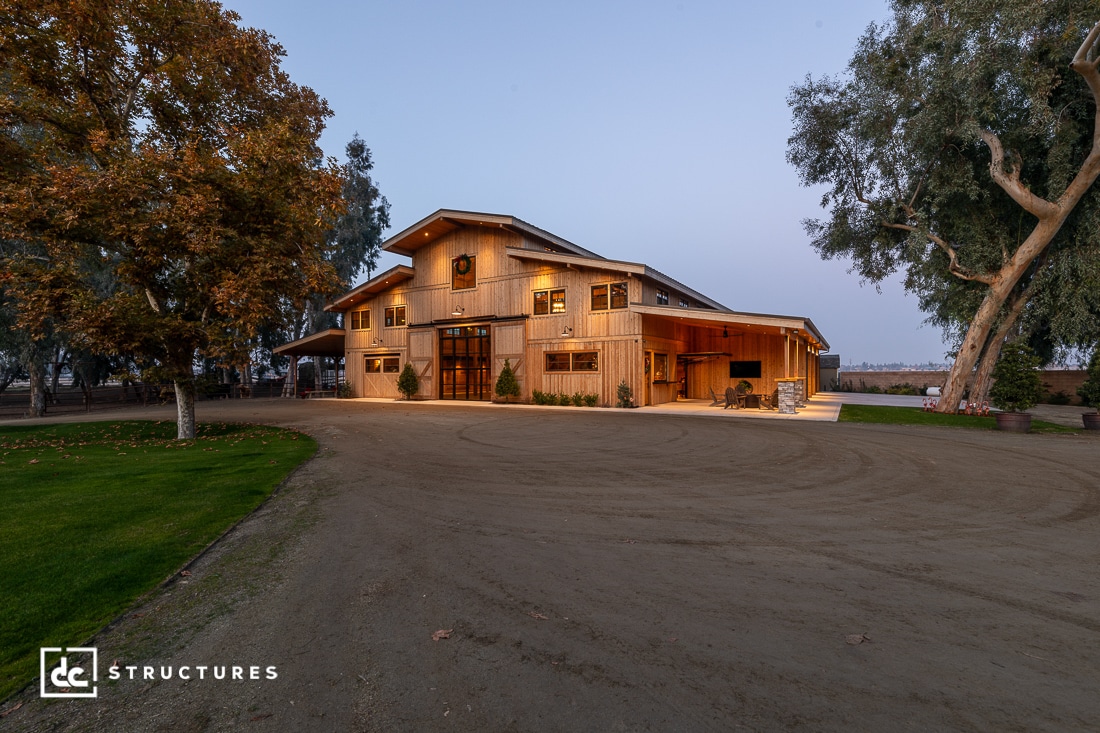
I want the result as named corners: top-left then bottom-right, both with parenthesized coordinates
top-left (385, 306), bottom-right (406, 327)
top-left (656, 289), bottom-right (669, 305)
top-left (591, 282), bottom-right (628, 311)
top-left (678, 297), bottom-right (689, 308)
top-left (534, 289), bottom-right (566, 315)
top-left (452, 254), bottom-right (476, 290)
top-left (350, 309), bottom-right (370, 330)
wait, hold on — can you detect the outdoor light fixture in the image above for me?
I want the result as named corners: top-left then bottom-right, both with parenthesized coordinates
top-left (372, 337), bottom-right (383, 347)
top-left (451, 305), bottom-right (465, 317)
top-left (722, 327), bottom-right (729, 338)
top-left (560, 326), bottom-right (573, 338)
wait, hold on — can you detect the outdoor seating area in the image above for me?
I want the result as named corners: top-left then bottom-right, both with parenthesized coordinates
top-left (713, 385), bottom-right (779, 411)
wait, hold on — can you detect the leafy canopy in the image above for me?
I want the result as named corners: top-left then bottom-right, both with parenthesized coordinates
top-left (0, 0), bottom-right (345, 379)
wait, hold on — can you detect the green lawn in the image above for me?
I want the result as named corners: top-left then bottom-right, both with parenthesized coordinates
top-left (838, 404), bottom-right (1079, 433)
top-left (0, 420), bottom-right (316, 701)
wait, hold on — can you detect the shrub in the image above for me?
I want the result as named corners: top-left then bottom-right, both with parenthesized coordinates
top-left (990, 342), bottom-right (1043, 412)
top-left (396, 363), bottom-right (419, 400)
top-left (558, 392), bottom-right (571, 406)
top-left (736, 379), bottom-right (753, 394)
top-left (1045, 389), bottom-right (1071, 405)
top-left (494, 359), bottom-right (521, 402)
top-left (583, 393), bottom-right (598, 407)
top-left (571, 392), bottom-right (584, 407)
top-left (885, 383), bottom-right (920, 396)
top-left (531, 389), bottom-right (546, 405)
top-left (337, 382), bottom-right (353, 399)
top-left (616, 380), bottom-right (634, 408)
top-left (1077, 349), bottom-right (1100, 410)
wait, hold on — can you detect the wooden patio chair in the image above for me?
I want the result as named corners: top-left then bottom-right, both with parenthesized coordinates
top-left (708, 387), bottom-right (725, 406)
top-left (723, 386), bottom-right (746, 409)
top-left (758, 388), bottom-right (779, 410)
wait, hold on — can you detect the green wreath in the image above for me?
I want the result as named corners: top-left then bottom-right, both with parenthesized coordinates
top-left (453, 254), bottom-right (472, 275)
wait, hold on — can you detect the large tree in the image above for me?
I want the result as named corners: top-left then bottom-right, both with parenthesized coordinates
top-left (788, 0), bottom-right (1100, 411)
top-left (0, 0), bottom-right (343, 437)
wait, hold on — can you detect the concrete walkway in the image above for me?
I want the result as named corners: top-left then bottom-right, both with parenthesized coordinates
top-left (341, 391), bottom-right (929, 423)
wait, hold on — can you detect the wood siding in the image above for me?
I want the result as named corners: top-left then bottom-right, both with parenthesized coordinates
top-left (338, 223), bottom-right (824, 404)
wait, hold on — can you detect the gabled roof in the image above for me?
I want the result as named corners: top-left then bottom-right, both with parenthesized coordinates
top-left (382, 209), bottom-right (602, 259)
top-left (326, 264), bottom-right (415, 312)
top-left (506, 248), bottom-right (729, 312)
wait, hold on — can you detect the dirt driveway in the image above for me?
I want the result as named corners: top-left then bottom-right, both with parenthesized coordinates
top-left (4, 399), bottom-right (1100, 731)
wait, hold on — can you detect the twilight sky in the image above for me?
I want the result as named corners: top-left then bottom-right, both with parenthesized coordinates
top-left (221, 0), bottom-right (949, 366)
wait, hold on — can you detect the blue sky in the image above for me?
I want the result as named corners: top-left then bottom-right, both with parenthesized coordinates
top-left (222, 0), bottom-right (949, 365)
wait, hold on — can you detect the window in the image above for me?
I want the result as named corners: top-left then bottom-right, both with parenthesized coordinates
top-left (384, 306), bottom-right (406, 327)
top-left (611, 282), bottom-right (628, 309)
top-left (678, 297), bottom-right (689, 308)
top-left (452, 254), bottom-right (476, 290)
top-left (545, 353), bottom-right (572, 372)
top-left (572, 351), bottom-right (598, 371)
top-left (591, 282), bottom-right (628, 311)
top-left (545, 351), bottom-right (600, 372)
top-left (653, 353), bottom-right (668, 381)
top-left (729, 360), bottom-right (762, 378)
top-left (534, 289), bottom-right (566, 315)
top-left (366, 354), bottom-right (400, 374)
top-left (350, 309), bottom-right (370, 330)
top-left (656, 289), bottom-right (669, 305)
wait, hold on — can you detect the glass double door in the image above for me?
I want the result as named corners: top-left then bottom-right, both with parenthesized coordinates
top-left (440, 326), bottom-right (491, 400)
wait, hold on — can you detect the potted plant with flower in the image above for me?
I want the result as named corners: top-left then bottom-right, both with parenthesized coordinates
top-left (1076, 349), bottom-right (1100, 430)
top-left (988, 342), bottom-right (1043, 433)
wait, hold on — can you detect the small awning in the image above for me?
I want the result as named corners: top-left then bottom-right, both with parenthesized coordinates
top-left (273, 328), bottom-right (346, 358)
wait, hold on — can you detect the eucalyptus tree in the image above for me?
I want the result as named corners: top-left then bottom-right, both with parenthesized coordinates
top-left (788, 0), bottom-right (1100, 411)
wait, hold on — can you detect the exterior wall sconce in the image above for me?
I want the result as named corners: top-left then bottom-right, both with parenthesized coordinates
top-left (722, 327), bottom-right (729, 338)
top-left (372, 336), bottom-right (383, 347)
top-left (560, 326), bottom-right (573, 338)
top-left (451, 305), bottom-right (465, 317)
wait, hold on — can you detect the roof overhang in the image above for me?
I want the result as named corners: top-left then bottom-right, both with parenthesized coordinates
top-left (382, 209), bottom-right (601, 258)
top-left (326, 265), bottom-right (415, 312)
top-left (506, 247), bottom-right (645, 275)
top-left (273, 328), bottom-right (346, 358)
top-left (633, 304), bottom-right (830, 350)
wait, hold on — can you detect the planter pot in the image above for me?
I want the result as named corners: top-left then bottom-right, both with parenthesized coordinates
top-left (995, 412), bottom-right (1032, 433)
top-left (1083, 412), bottom-right (1100, 430)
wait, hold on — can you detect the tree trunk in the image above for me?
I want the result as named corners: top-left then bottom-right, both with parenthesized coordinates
top-left (313, 355), bottom-right (323, 389)
top-left (27, 358), bottom-right (46, 417)
top-left (50, 346), bottom-right (63, 394)
top-left (174, 380), bottom-right (197, 440)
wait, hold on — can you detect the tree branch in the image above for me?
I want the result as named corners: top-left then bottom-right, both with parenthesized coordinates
top-left (881, 222), bottom-right (993, 283)
top-left (979, 130), bottom-right (1059, 219)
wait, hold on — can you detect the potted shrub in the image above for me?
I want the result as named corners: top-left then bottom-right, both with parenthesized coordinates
top-left (736, 379), bottom-right (753, 394)
top-left (494, 358), bottom-right (520, 403)
top-left (988, 342), bottom-right (1043, 432)
top-left (1076, 349), bottom-right (1100, 429)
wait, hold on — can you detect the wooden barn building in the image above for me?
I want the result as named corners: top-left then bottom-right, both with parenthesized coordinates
top-left (277, 209), bottom-right (829, 406)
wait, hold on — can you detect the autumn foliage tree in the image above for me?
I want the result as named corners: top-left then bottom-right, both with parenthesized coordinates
top-left (0, 0), bottom-right (344, 437)
top-left (788, 0), bottom-right (1100, 412)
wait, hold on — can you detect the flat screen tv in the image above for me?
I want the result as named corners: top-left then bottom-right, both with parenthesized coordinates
top-left (729, 360), bottom-right (762, 379)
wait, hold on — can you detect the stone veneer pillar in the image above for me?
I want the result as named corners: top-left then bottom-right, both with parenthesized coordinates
top-left (776, 378), bottom-right (798, 414)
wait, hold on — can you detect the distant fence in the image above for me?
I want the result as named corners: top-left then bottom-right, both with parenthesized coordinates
top-left (0, 379), bottom-right (288, 419)
top-left (835, 369), bottom-right (1087, 404)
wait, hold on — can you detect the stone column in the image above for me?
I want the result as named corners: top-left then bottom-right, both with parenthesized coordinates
top-left (777, 378), bottom-right (798, 414)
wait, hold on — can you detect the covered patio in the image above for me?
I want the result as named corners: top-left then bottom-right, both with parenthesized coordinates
top-left (272, 328), bottom-right (347, 397)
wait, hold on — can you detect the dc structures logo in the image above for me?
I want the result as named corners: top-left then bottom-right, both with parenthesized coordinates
top-left (40, 647), bottom-right (98, 698)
